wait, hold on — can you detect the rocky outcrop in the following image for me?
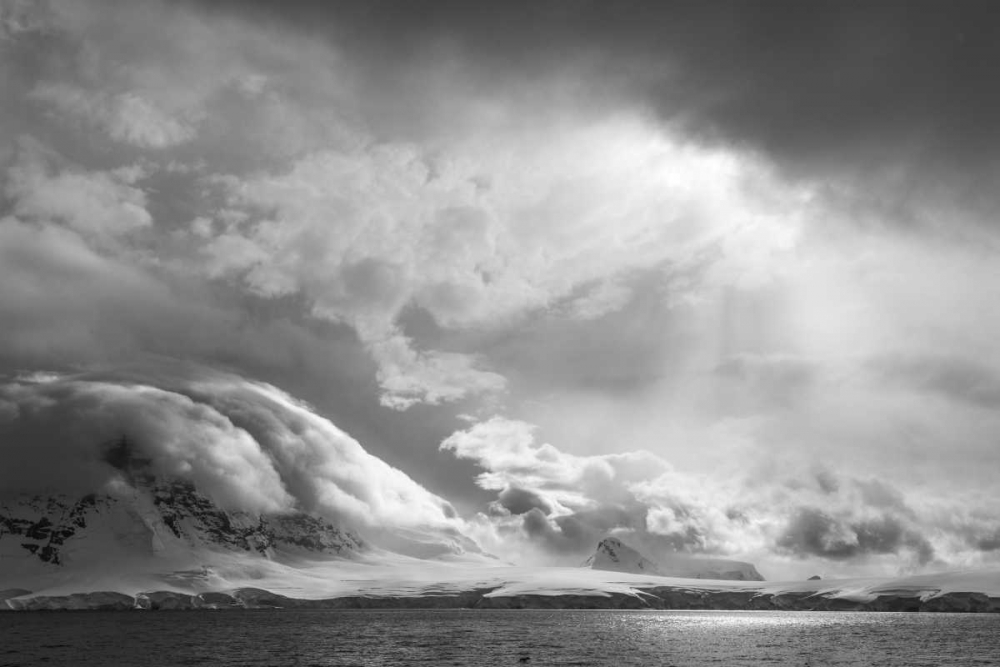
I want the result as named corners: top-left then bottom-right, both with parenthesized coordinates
top-left (0, 478), bottom-right (362, 569)
top-left (584, 538), bottom-right (661, 575)
top-left (583, 536), bottom-right (764, 581)
top-left (0, 495), bottom-right (113, 565)
top-left (919, 592), bottom-right (999, 613)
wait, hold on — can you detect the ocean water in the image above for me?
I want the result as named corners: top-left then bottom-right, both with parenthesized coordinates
top-left (2, 609), bottom-right (999, 667)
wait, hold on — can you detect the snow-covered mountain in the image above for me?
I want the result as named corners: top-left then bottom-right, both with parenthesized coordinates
top-left (584, 537), bottom-right (662, 575)
top-left (584, 537), bottom-right (764, 581)
top-left (0, 483), bottom-right (362, 569)
top-left (0, 438), bottom-right (364, 587)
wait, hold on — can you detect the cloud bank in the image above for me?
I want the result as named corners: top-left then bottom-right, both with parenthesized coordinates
top-left (2, 0), bottom-right (1000, 577)
top-left (0, 0), bottom-right (809, 411)
top-left (443, 418), bottom-right (1000, 577)
top-left (0, 367), bottom-right (462, 536)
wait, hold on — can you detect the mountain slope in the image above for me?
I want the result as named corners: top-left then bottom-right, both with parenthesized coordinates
top-left (584, 537), bottom-right (662, 575)
top-left (0, 476), bottom-right (363, 584)
top-left (0, 486), bottom-right (362, 562)
top-left (584, 536), bottom-right (764, 581)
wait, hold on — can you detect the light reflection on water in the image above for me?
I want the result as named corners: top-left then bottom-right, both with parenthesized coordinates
top-left (2, 609), bottom-right (999, 666)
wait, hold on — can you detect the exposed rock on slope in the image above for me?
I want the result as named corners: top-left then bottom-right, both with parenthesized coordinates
top-left (0, 483), bottom-right (362, 569)
top-left (584, 537), bottom-right (763, 581)
top-left (0, 441), bottom-right (363, 575)
top-left (584, 537), bottom-right (662, 575)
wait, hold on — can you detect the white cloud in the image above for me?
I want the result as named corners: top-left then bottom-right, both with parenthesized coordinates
top-left (5, 138), bottom-right (151, 242)
top-left (197, 115), bottom-right (810, 408)
top-left (371, 332), bottom-right (506, 410)
top-left (441, 416), bottom-right (1000, 575)
top-left (32, 83), bottom-right (198, 148)
top-left (566, 280), bottom-right (634, 320)
top-left (0, 368), bottom-right (464, 533)
top-left (5, 0), bottom-right (814, 413)
top-left (6, 0), bottom-right (1000, 580)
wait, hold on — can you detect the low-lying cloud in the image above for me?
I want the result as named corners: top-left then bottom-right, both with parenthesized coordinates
top-left (443, 417), bottom-right (1000, 575)
top-left (0, 366), bottom-right (463, 535)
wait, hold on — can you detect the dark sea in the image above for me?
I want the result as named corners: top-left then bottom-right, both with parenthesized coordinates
top-left (2, 609), bottom-right (999, 667)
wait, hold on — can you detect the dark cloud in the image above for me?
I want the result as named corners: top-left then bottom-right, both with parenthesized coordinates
top-left (974, 532), bottom-right (1000, 552)
top-left (520, 501), bottom-right (715, 561)
top-left (521, 509), bottom-right (597, 556)
top-left (778, 507), bottom-right (934, 564)
top-left (853, 478), bottom-right (910, 514)
top-left (495, 486), bottom-right (551, 516)
top-left (200, 1), bottom-right (1000, 183)
top-left (814, 469), bottom-right (839, 495)
top-left (519, 504), bottom-right (651, 557)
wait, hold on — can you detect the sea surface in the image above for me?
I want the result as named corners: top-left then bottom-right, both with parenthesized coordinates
top-left (2, 609), bottom-right (999, 666)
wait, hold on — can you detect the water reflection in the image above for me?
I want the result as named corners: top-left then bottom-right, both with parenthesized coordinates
top-left (2, 609), bottom-right (998, 667)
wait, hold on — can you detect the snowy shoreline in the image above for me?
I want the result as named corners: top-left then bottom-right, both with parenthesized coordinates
top-left (5, 568), bottom-right (1000, 612)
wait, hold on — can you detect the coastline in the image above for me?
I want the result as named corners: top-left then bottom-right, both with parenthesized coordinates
top-left (4, 585), bottom-right (999, 613)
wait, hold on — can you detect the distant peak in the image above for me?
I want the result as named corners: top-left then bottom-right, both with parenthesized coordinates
top-left (584, 535), bottom-right (765, 581)
top-left (585, 536), bottom-right (661, 575)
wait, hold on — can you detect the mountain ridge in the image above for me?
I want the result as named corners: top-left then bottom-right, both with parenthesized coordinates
top-left (0, 471), bottom-right (364, 574)
top-left (584, 536), bottom-right (764, 581)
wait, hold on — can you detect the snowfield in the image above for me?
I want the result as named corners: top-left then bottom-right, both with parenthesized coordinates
top-left (3, 477), bottom-right (999, 612)
top-left (3, 549), bottom-right (1000, 612)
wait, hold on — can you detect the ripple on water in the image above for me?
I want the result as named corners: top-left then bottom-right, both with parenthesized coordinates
top-left (1, 609), bottom-right (999, 666)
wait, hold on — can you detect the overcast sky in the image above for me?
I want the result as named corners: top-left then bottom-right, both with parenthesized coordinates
top-left (2, 0), bottom-right (1000, 578)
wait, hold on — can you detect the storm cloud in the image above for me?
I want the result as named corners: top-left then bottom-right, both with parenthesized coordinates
top-left (0, 367), bottom-right (464, 537)
top-left (3, 0), bottom-right (1000, 577)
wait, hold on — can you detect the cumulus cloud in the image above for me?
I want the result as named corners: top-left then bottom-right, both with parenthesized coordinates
top-left (193, 102), bottom-right (809, 408)
top-left (0, 367), bottom-right (463, 535)
top-left (5, 137), bottom-right (151, 242)
top-left (778, 508), bottom-right (934, 566)
top-left (1, 0), bottom-right (815, 414)
top-left (32, 83), bottom-right (198, 148)
top-left (494, 487), bottom-right (552, 516)
top-left (442, 417), bottom-right (749, 564)
top-left (443, 417), bottom-right (1000, 574)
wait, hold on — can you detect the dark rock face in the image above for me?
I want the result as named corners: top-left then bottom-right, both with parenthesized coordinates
top-left (584, 538), bottom-right (661, 575)
top-left (919, 592), bottom-right (997, 613)
top-left (1, 481), bottom-right (362, 568)
top-left (265, 513), bottom-right (363, 555)
top-left (1, 436), bottom-right (362, 570)
top-left (134, 591), bottom-right (197, 610)
top-left (152, 480), bottom-right (363, 557)
top-left (0, 495), bottom-right (110, 565)
top-left (584, 537), bottom-right (764, 581)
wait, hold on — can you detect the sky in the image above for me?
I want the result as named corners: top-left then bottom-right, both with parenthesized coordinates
top-left (2, 0), bottom-right (1000, 579)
